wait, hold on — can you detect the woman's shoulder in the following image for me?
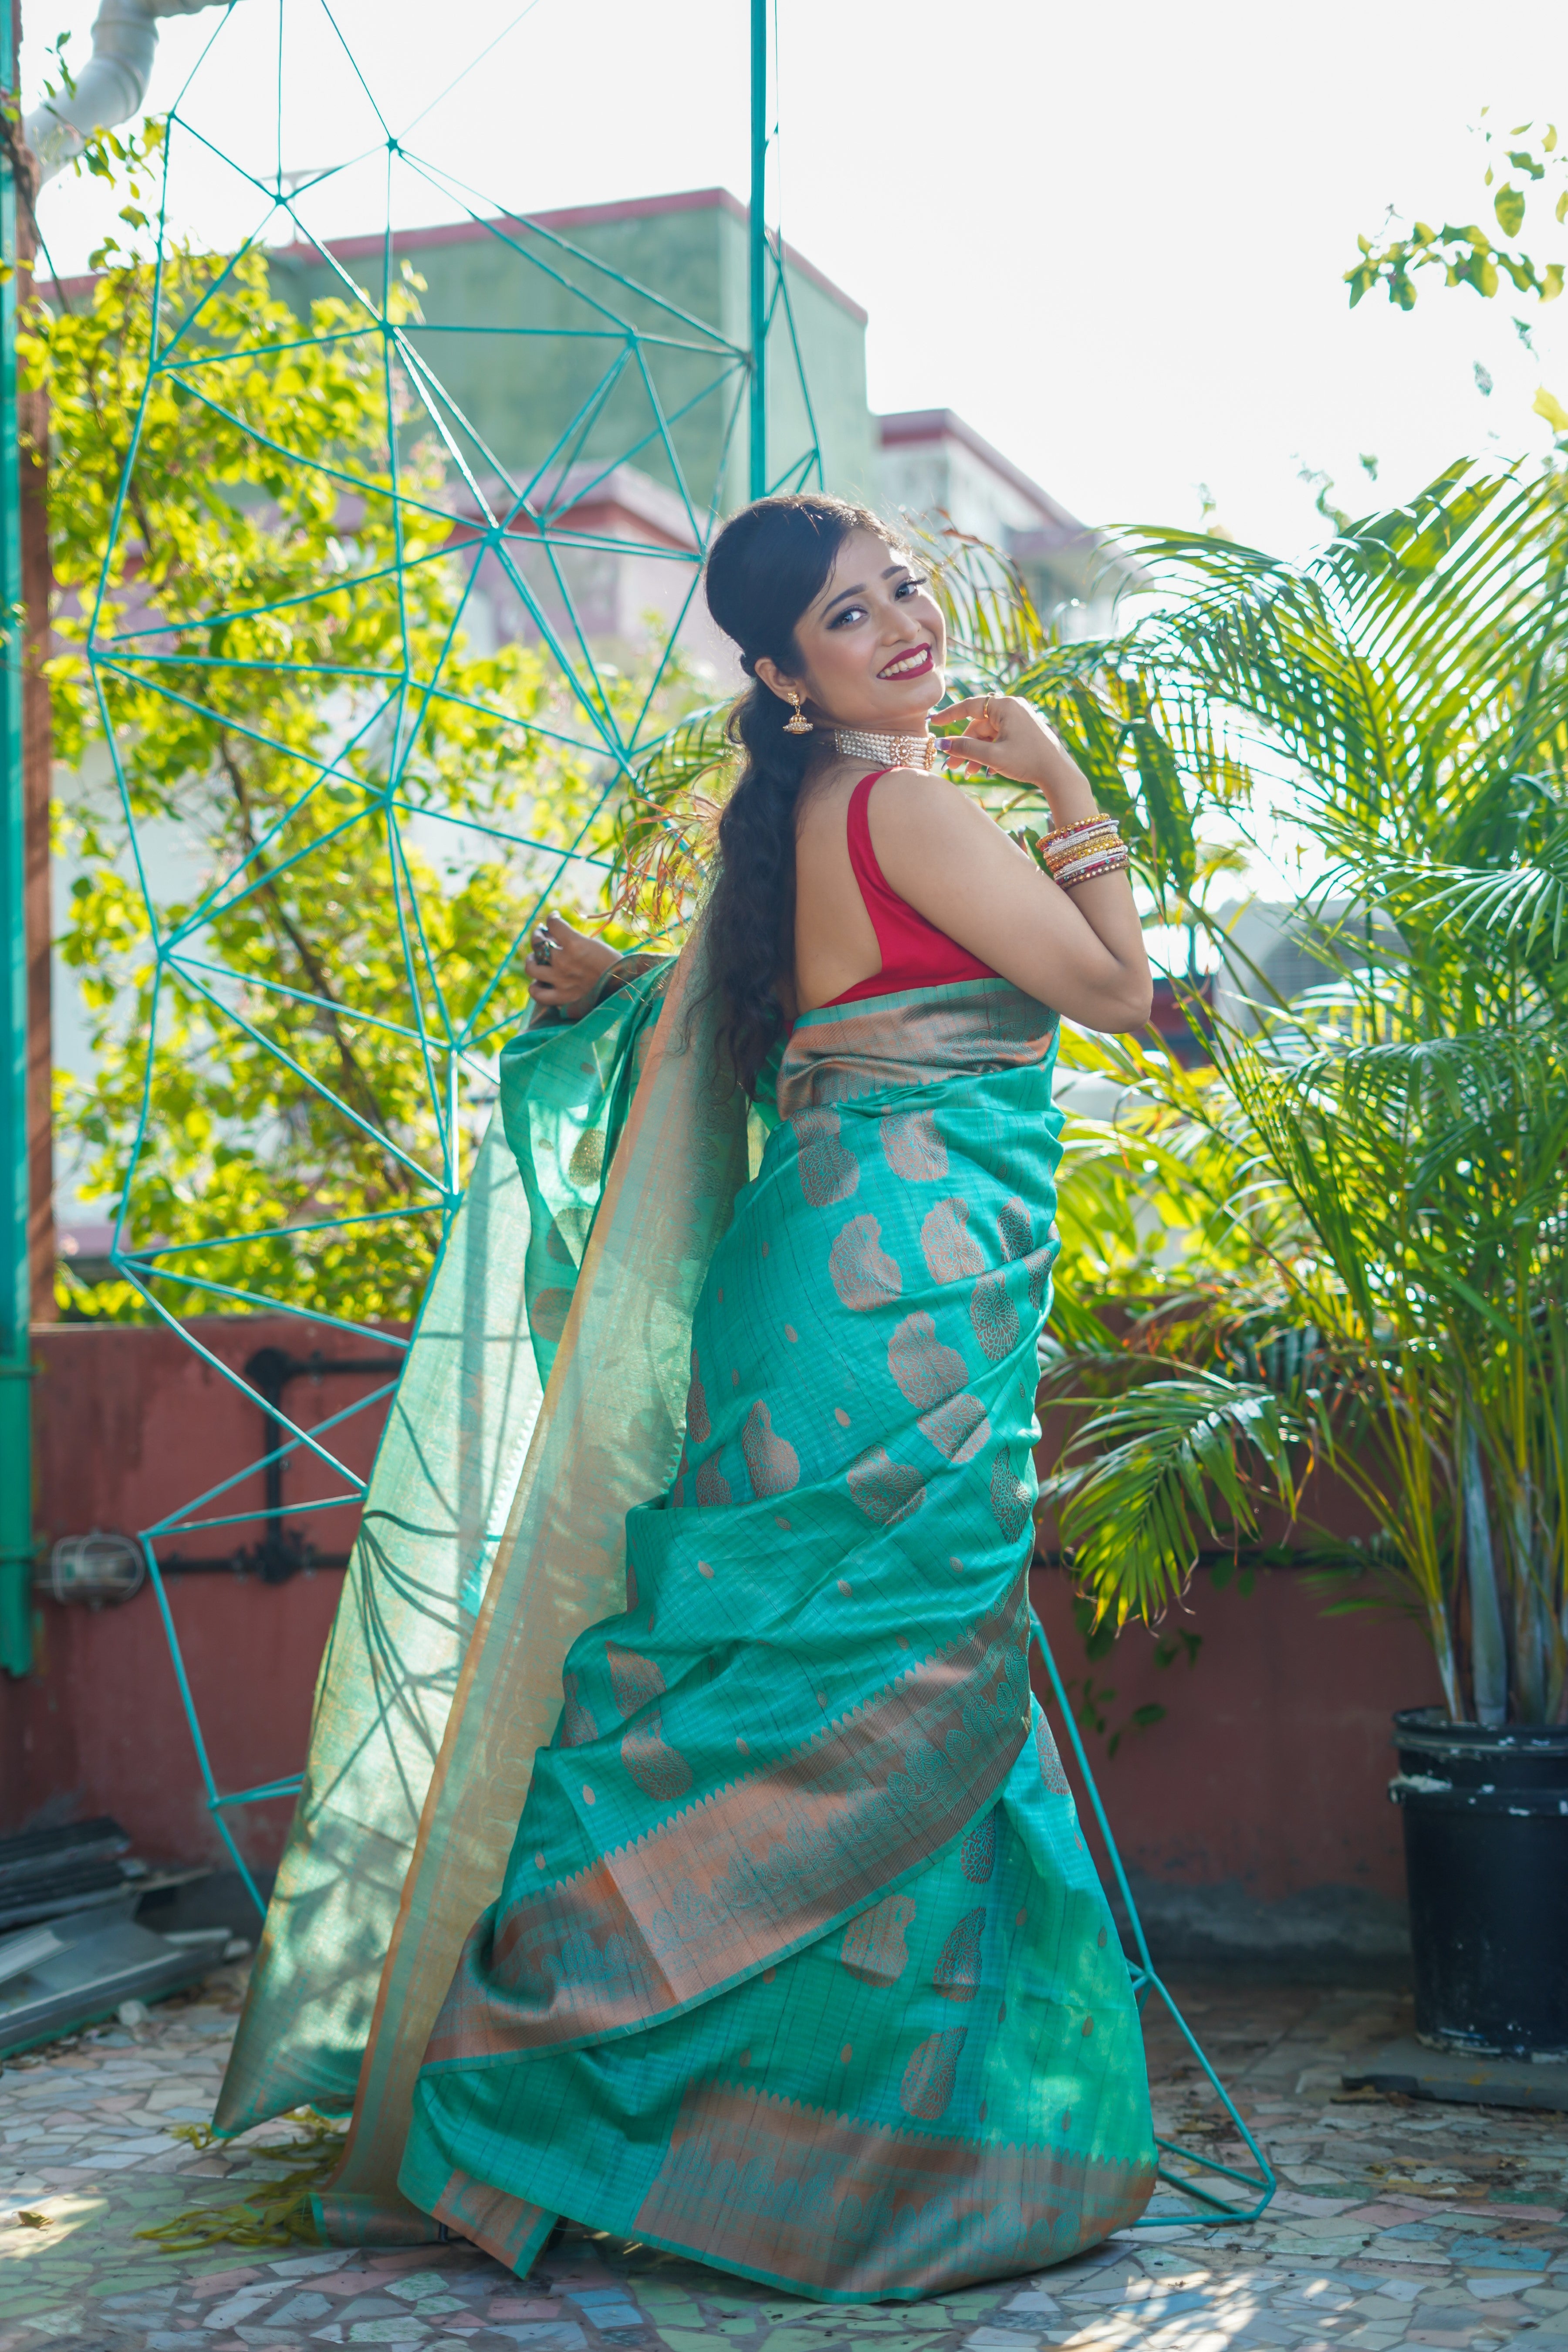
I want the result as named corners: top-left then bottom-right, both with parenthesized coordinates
top-left (865, 763), bottom-right (983, 831)
top-left (865, 766), bottom-right (1024, 904)
top-left (802, 762), bottom-right (978, 849)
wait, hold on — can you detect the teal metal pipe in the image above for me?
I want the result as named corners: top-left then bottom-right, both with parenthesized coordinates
top-left (0, 0), bottom-right (34, 1677)
top-left (747, 0), bottom-right (767, 500)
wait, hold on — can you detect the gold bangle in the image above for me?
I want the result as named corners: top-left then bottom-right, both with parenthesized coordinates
top-left (1043, 814), bottom-right (1117, 849)
top-left (1043, 817), bottom-right (1121, 878)
top-left (1056, 847), bottom-right (1131, 889)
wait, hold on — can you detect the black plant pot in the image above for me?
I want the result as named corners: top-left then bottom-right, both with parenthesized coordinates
top-left (1391, 1707), bottom-right (1568, 2058)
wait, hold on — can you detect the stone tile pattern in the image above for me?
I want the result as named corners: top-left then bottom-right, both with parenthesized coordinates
top-left (3, 1971), bottom-right (1567, 2352)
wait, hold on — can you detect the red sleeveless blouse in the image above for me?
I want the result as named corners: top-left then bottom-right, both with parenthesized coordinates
top-left (822, 770), bottom-right (998, 1008)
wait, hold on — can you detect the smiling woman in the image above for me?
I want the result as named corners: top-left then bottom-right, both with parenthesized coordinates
top-left (392, 498), bottom-right (1156, 2291)
top-left (695, 495), bottom-right (1153, 1082)
top-left (229, 496), bottom-right (1157, 2299)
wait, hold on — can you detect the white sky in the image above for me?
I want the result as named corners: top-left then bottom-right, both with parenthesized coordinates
top-left (22, 0), bottom-right (1568, 560)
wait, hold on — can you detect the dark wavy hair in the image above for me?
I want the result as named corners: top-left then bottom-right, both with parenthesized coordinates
top-left (701, 492), bottom-right (903, 1093)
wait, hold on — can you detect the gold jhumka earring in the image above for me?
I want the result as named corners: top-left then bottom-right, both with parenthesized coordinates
top-left (783, 691), bottom-right (814, 735)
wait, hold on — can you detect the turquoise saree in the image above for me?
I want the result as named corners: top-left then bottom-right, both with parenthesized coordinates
top-left (216, 943), bottom-right (1153, 2299)
top-left (402, 968), bottom-right (1153, 2295)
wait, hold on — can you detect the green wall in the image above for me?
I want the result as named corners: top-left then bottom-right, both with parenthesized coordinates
top-left (271, 196), bottom-right (873, 527)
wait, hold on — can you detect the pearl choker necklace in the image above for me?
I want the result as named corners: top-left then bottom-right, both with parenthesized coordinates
top-left (833, 727), bottom-right (944, 771)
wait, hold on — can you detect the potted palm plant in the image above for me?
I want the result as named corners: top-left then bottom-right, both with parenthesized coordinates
top-left (946, 469), bottom-right (1568, 2056)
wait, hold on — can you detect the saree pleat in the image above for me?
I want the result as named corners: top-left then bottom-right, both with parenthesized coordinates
top-left (398, 976), bottom-right (1155, 2295)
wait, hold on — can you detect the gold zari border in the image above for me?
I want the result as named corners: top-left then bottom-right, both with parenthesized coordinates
top-left (635, 2078), bottom-right (1155, 2297)
top-left (422, 1578), bottom-right (1029, 2062)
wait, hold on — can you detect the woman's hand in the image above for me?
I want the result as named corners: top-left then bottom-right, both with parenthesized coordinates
top-left (938, 694), bottom-right (1098, 827)
top-left (525, 912), bottom-right (623, 1020)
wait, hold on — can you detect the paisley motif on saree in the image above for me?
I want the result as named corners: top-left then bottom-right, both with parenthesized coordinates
top-left (398, 976), bottom-right (1155, 2295)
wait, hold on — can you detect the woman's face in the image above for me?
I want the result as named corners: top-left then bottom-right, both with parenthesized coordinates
top-left (755, 528), bottom-right (947, 734)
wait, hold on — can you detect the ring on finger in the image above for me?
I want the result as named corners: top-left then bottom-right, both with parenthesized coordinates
top-left (532, 925), bottom-right (555, 967)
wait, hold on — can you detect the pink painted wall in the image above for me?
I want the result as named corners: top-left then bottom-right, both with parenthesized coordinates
top-left (2, 1319), bottom-right (1445, 1924)
top-left (1029, 1566), bottom-right (1440, 1910)
top-left (3, 1317), bottom-right (401, 1871)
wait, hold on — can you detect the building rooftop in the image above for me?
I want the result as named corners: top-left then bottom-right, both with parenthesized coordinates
top-left (878, 407), bottom-right (1092, 540)
top-left (269, 186), bottom-right (869, 328)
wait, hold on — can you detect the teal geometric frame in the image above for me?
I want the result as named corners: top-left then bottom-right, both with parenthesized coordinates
top-left (41, 0), bottom-right (818, 1903)
top-left (1032, 1613), bottom-right (1277, 2227)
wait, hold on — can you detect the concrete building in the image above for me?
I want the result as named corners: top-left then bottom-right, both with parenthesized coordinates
top-left (268, 191), bottom-right (1128, 669)
top-left (877, 408), bottom-right (1132, 636)
top-left (274, 187), bottom-right (875, 517)
top-left (270, 188), bottom-right (873, 676)
top-left (443, 462), bottom-right (725, 669)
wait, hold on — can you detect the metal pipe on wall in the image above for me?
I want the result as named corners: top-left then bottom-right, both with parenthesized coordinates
top-left (24, 0), bottom-right (237, 187)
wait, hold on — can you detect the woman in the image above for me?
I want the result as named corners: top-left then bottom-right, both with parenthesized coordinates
top-left (390, 494), bottom-right (1159, 2298)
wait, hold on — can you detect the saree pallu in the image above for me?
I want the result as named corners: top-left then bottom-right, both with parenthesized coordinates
top-left (398, 973), bottom-right (1154, 2299)
top-left (214, 953), bottom-right (735, 2159)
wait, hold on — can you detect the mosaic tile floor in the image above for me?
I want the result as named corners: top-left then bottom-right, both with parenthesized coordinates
top-left (3, 1967), bottom-right (1566, 2351)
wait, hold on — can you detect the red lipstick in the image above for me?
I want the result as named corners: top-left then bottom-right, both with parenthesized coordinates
top-left (877, 643), bottom-right (934, 681)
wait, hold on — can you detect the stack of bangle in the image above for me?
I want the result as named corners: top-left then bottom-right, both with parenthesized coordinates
top-left (1042, 813), bottom-right (1130, 889)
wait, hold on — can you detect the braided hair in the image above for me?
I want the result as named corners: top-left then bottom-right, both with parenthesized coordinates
top-left (701, 492), bottom-right (904, 1093)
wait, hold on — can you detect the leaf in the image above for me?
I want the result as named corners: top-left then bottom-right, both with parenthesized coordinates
top-left (1494, 184), bottom-right (1527, 236)
top-left (1129, 720), bottom-right (1196, 891)
top-left (1533, 384), bottom-right (1568, 432)
top-left (1077, 458), bottom-right (1568, 1717)
top-left (1044, 1366), bottom-right (1303, 1630)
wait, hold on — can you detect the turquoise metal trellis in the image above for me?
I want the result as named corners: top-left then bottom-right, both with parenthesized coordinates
top-left (750, 0), bottom-right (767, 499)
top-left (1032, 1615), bottom-right (1276, 2226)
top-left (40, 0), bottom-right (825, 1850)
top-left (21, 0), bottom-right (1272, 2234)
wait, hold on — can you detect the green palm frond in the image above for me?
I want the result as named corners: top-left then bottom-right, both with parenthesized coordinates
top-left (1373, 825), bottom-right (1568, 958)
top-left (609, 702), bottom-right (733, 933)
top-left (929, 527), bottom-right (1061, 682)
top-left (1029, 459), bottom-right (1568, 1716)
top-left (1041, 1362), bottom-right (1304, 1629)
top-left (1119, 465), bottom-right (1568, 893)
top-left (1217, 1024), bottom-right (1568, 1339)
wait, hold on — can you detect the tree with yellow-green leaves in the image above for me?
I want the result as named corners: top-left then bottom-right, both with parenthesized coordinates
top-left (32, 135), bottom-right (698, 1326)
top-left (1346, 110), bottom-right (1568, 434)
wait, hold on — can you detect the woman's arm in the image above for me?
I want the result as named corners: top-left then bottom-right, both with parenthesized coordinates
top-left (871, 695), bottom-right (1153, 1032)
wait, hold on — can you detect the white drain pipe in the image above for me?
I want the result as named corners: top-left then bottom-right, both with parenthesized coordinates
top-left (24, 0), bottom-right (243, 187)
